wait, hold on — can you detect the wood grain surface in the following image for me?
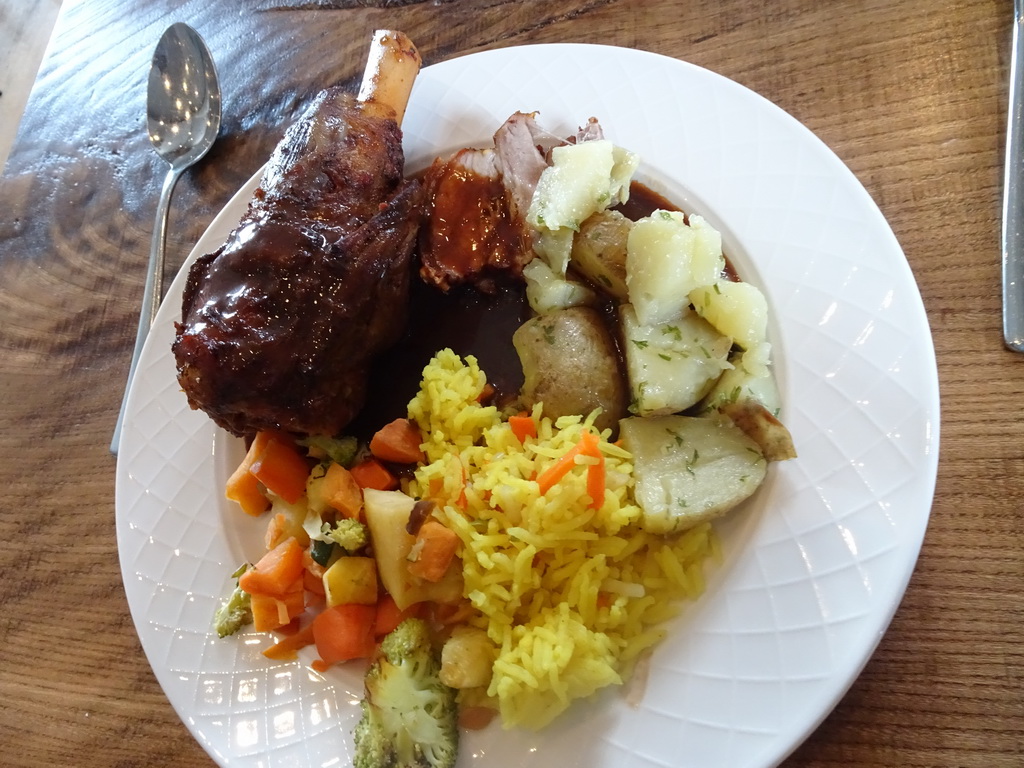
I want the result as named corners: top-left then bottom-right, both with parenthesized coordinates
top-left (1, 0), bottom-right (1021, 766)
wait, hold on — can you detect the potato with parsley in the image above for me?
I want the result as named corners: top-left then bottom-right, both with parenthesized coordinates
top-left (626, 211), bottom-right (724, 326)
top-left (570, 209), bottom-right (632, 301)
top-left (619, 414), bottom-right (767, 533)
top-left (690, 279), bottom-right (768, 350)
top-left (513, 306), bottom-right (627, 433)
top-left (527, 139), bottom-right (639, 273)
top-left (522, 258), bottom-right (596, 315)
top-left (620, 303), bottom-right (732, 416)
top-left (699, 342), bottom-right (782, 416)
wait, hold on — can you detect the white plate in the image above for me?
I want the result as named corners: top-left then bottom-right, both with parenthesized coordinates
top-left (115, 43), bottom-right (939, 768)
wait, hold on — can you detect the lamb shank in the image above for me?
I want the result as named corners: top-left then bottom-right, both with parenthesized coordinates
top-left (172, 31), bottom-right (422, 437)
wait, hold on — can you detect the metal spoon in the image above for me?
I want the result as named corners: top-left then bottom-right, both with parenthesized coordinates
top-left (111, 23), bottom-right (221, 454)
top-left (1004, 0), bottom-right (1024, 352)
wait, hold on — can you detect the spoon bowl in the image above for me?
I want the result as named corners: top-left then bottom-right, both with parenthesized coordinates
top-left (111, 23), bottom-right (221, 454)
top-left (148, 23), bottom-right (221, 171)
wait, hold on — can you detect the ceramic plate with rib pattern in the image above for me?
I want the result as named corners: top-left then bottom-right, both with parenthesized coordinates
top-left (115, 43), bottom-right (939, 768)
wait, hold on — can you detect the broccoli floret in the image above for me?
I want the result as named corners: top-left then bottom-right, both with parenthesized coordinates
top-left (353, 618), bottom-right (459, 768)
top-left (298, 434), bottom-right (359, 467)
top-left (213, 564), bottom-right (252, 638)
top-left (324, 518), bottom-right (368, 553)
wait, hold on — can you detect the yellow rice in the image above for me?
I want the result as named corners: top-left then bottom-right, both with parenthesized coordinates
top-left (405, 349), bottom-right (718, 730)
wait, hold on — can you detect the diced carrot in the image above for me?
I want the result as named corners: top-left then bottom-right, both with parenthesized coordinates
top-left (476, 382), bottom-right (495, 404)
top-left (303, 568), bottom-right (326, 596)
top-left (250, 578), bottom-right (305, 632)
top-left (370, 418), bottom-right (425, 464)
top-left (350, 457), bottom-right (399, 491)
top-left (239, 537), bottom-right (306, 597)
top-left (374, 594), bottom-right (422, 637)
top-left (432, 600), bottom-right (475, 626)
top-left (427, 476), bottom-right (444, 498)
top-left (262, 623), bottom-right (316, 661)
top-left (407, 520), bottom-right (460, 582)
top-left (321, 462), bottom-right (363, 519)
top-left (264, 512), bottom-right (288, 550)
top-left (508, 414), bottom-right (537, 443)
top-left (303, 550), bottom-right (326, 578)
top-left (312, 603), bottom-right (377, 665)
top-left (460, 706), bottom-right (498, 730)
top-left (250, 435), bottom-right (310, 504)
top-left (225, 431), bottom-right (276, 516)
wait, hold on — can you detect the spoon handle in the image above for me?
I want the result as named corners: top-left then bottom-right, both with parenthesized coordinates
top-left (110, 164), bottom-right (183, 455)
top-left (1004, 0), bottom-right (1024, 351)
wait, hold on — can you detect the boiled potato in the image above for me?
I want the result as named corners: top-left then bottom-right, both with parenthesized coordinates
top-left (690, 279), bottom-right (768, 350)
top-left (527, 140), bottom-right (639, 273)
top-left (620, 303), bottom-right (732, 416)
top-left (523, 258), bottom-right (595, 315)
top-left (720, 400), bottom-right (797, 461)
top-left (699, 342), bottom-right (782, 416)
top-left (533, 226), bottom-right (575, 276)
top-left (440, 626), bottom-right (494, 689)
top-left (527, 140), bottom-right (639, 232)
top-left (362, 489), bottom-right (463, 609)
top-left (619, 414), bottom-right (767, 533)
top-left (571, 209), bottom-right (631, 300)
top-left (322, 556), bottom-right (377, 606)
top-left (513, 306), bottom-right (627, 434)
top-left (626, 211), bottom-right (724, 326)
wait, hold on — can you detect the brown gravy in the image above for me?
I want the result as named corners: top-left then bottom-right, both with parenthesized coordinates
top-left (347, 181), bottom-right (732, 440)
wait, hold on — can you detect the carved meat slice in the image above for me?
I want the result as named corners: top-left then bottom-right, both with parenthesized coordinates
top-left (418, 112), bottom-right (609, 292)
top-left (418, 148), bottom-right (523, 292)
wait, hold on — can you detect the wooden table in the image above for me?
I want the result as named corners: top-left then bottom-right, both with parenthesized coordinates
top-left (0, 1), bottom-right (1020, 766)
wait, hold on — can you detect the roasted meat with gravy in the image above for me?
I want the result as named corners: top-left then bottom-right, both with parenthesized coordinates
top-left (418, 148), bottom-right (522, 291)
top-left (172, 32), bottom-right (422, 437)
top-left (418, 112), bottom-right (606, 292)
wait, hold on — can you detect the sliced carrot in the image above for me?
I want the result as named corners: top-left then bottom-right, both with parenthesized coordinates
top-left (321, 462), bottom-right (363, 519)
top-left (312, 603), bottom-right (377, 665)
top-left (250, 436), bottom-right (310, 504)
top-left (250, 577), bottom-right (305, 632)
top-left (586, 463), bottom-right (605, 508)
top-left (508, 414), bottom-right (537, 443)
top-left (457, 462), bottom-right (468, 510)
top-left (407, 520), bottom-right (460, 582)
top-left (239, 537), bottom-right (306, 597)
top-left (370, 418), bottom-right (425, 464)
top-left (374, 594), bottom-right (422, 637)
top-left (350, 457), bottom-right (399, 491)
top-left (537, 444), bottom-right (583, 495)
top-left (577, 431), bottom-right (606, 509)
top-left (225, 431), bottom-right (275, 516)
top-left (262, 622), bottom-right (316, 661)
top-left (536, 431), bottom-right (603, 498)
